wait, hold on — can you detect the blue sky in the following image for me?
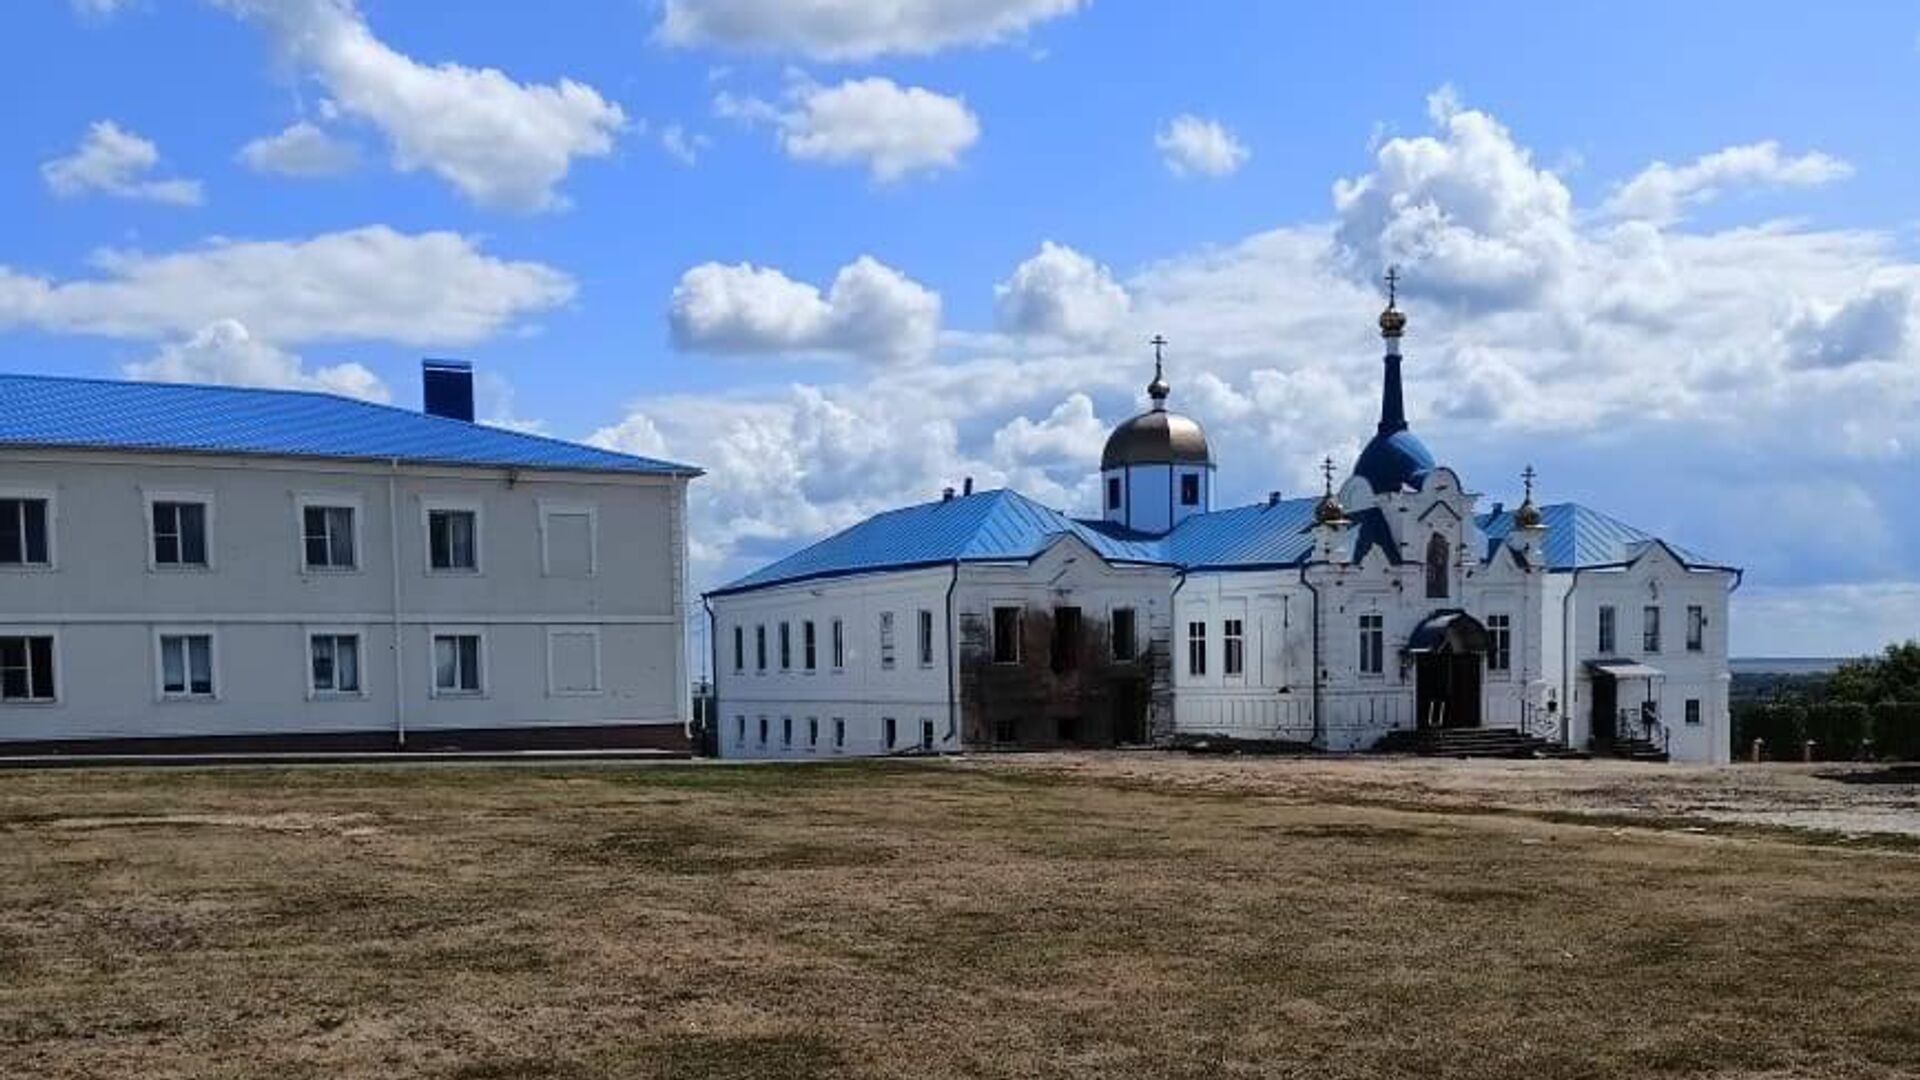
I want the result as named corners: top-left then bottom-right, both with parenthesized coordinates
top-left (6, 1), bottom-right (1919, 654)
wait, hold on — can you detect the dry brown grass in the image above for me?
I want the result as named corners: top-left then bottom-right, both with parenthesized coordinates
top-left (3, 757), bottom-right (1918, 1079)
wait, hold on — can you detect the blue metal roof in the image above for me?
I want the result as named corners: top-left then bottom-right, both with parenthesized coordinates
top-left (1476, 502), bottom-right (1720, 570)
top-left (0, 373), bottom-right (700, 476)
top-left (715, 488), bottom-right (1732, 596)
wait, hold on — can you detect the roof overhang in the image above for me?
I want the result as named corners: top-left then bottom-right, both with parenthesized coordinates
top-left (1586, 659), bottom-right (1665, 679)
top-left (1405, 609), bottom-right (1489, 654)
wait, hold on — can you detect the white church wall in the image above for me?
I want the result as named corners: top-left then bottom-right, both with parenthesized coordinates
top-left (712, 566), bottom-right (957, 760)
top-left (1171, 571), bottom-right (1316, 742)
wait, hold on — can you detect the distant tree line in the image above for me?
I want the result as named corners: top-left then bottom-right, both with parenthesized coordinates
top-left (1733, 641), bottom-right (1920, 761)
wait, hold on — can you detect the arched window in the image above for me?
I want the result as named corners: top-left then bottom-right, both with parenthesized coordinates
top-left (1426, 533), bottom-right (1450, 599)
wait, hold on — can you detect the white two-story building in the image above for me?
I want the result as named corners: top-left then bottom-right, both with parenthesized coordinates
top-left (708, 296), bottom-right (1740, 762)
top-left (0, 363), bottom-right (701, 754)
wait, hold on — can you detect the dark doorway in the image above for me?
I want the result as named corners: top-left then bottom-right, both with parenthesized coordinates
top-left (1416, 653), bottom-right (1483, 728)
top-left (1591, 675), bottom-right (1618, 743)
top-left (1111, 679), bottom-right (1146, 744)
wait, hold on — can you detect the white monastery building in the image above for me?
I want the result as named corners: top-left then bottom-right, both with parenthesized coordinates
top-left (708, 293), bottom-right (1741, 763)
top-left (0, 362), bottom-right (701, 754)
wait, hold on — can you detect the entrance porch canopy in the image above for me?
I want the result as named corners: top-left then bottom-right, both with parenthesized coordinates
top-left (1406, 609), bottom-right (1490, 654)
top-left (1586, 659), bottom-right (1664, 680)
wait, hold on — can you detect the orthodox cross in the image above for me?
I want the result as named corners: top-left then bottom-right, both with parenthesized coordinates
top-left (1149, 333), bottom-right (1168, 372)
top-left (1322, 455), bottom-right (1337, 496)
top-left (1522, 464), bottom-right (1537, 500)
top-left (1384, 265), bottom-right (1400, 309)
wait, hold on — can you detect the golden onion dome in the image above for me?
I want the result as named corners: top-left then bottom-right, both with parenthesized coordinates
top-left (1314, 491), bottom-right (1345, 525)
top-left (1379, 305), bottom-right (1407, 337)
top-left (1514, 497), bottom-right (1543, 529)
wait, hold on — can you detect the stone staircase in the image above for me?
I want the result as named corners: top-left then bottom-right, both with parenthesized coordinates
top-left (1594, 736), bottom-right (1670, 763)
top-left (1373, 727), bottom-right (1570, 759)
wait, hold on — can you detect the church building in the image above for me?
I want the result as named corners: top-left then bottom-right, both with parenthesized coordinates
top-left (705, 289), bottom-right (1740, 763)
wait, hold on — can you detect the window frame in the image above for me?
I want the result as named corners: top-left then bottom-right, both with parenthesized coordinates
top-left (831, 618), bottom-right (846, 670)
top-left (305, 627), bottom-right (367, 699)
top-left (1486, 613), bottom-right (1512, 674)
top-left (0, 628), bottom-right (60, 705)
top-left (427, 626), bottom-right (488, 699)
top-left (1111, 606), bottom-right (1139, 662)
top-left (153, 626), bottom-right (219, 702)
top-left (879, 611), bottom-right (897, 670)
top-left (0, 488), bottom-right (58, 571)
top-left (755, 624), bottom-right (767, 672)
top-left (293, 492), bottom-right (364, 574)
top-left (420, 497), bottom-right (484, 576)
top-left (918, 609), bottom-right (935, 668)
top-left (1179, 472), bottom-right (1200, 507)
top-left (779, 621), bottom-right (792, 671)
top-left (1223, 618), bottom-right (1245, 677)
top-left (143, 489), bottom-right (214, 572)
top-left (883, 716), bottom-right (897, 750)
top-left (991, 605), bottom-right (1023, 665)
top-left (803, 620), bottom-right (818, 671)
top-left (1685, 698), bottom-right (1702, 726)
top-left (1425, 533), bottom-right (1451, 599)
top-left (1106, 476), bottom-right (1122, 511)
top-left (732, 625), bottom-right (745, 673)
top-left (1187, 620), bottom-right (1207, 678)
top-left (1642, 605), bottom-right (1662, 654)
top-left (832, 717), bottom-right (846, 750)
top-left (536, 499), bottom-right (599, 579)
top-left (545, 625), bottom-right (604, 697)
top-left (1686, 605), bottom-right (1705, 653)
top-left (1597, 605), bottom-right (1617, 655)
top-left (1358, 613), bottom-right (1385, 676)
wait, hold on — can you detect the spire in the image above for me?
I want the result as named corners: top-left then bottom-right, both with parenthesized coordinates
top-left (1376, 266), bottom-right (1408, 435)
top-left (1147, 333), bottom-right (1170, 410)
top-left (1314, 454), bottom-right (1345, 525)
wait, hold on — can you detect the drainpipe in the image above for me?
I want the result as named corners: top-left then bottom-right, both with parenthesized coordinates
top-left (387, 458), bottom-right (406, 749)
top-left (1168, 569), bottom-right (1189, 741)
top-left (1300, 565), bottom-right (1322, 748)
top-left (945, 560), bottom-right (960, 747)
top-left (1559, 567), bottom-right (1583, 747)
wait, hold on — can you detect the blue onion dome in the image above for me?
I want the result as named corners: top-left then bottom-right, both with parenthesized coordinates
top-left (1353, 429), bottom-right (1436, 494)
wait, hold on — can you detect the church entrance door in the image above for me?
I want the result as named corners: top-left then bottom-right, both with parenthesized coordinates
top-left (1416, 652), bottom-right (1483, 728)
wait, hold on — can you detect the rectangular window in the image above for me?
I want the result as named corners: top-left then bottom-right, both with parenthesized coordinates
top-left (432, 633), bottom-right (483, 695)
top-left (159, 633), bottom-right (215, 698)
top-left (1187, 620), bottom-right (1207, 677)
top-left (1106, 476), bottom-right (1122, 511)
top-left (1487, 614), bottom-right (1512, 673)
top-left (918, 609), bottom-right (935, 667)
top-left (1359, 614), bottom-right (1384, 676)
top-left (1685, 698), bottom-right (1702, 726)
top-left (758, 716), bottom-right (768, 745)
top-left (779, 622), bottom-right (792, 670)
top-left (1687, 605), bottom-right (1705, 653)
top-left (735, 715), bottom-right (745, 744)
top-left (1643, 606), bottom-right (1662, 653)
top-left (151, 501), bottom-right (209, 567)
top-left (1052, 606), bottom-right (1082, 673)
top-left (807, 717), bottom-right (819, 747)
top-left (1598, 605), bottom-right (1617, 655)
top-left (427, 509), bottom-right (478, 572)
top-left (0, 498), bottom-right (50, 567)
top-left (879, 612), bottom-right (896, 670)
top-left (833, 717), bottom-right (845, 748)
top-left (804, 621), bottom-right (817, 671)
top-left (539, 504), bottom-right (596, 578)
top-left (309, 633), bottom-right (362, 695)
top-left (733, 626), bottom-right (744, 672)
top-left (831, 619), bottom-right (845, 669)
top-left (756, 625), bottom-right (767, 671)
top-left (1111, 607), bottom-right (1138, 662)
top-left (782, 716), bottom-right (792, 747)
top-left (992, 606), bottom-right (1022, 664)
top-left (883, 716), bottom-right (897, 749)
top-left (921, 718), bottom-right (935, 750)
top-left (0, 635), bottom-right (56, 702)
top-left (1180, 473), bottom-right (1200, 507)
top-left (302, 505), bottom-right (356, 570)
top-left (1223, 618), bottom-right (1245, 676)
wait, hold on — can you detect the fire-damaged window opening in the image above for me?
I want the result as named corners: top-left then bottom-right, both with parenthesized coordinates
top-left (992, 606), bottom-right (1022, 664)
top-left (1187, 620), bottom-right (1206, 676)
top-left (1112, 607), bottom-right (1138, 661)
top-left (1052, 606), bottom-right (1082, 673)
top-left (879, 612), bottom-right (896, 669)
top-left (1223, 618), bottom-right (1244, 676)
top-left (917, 609), bottom-right (935, 667)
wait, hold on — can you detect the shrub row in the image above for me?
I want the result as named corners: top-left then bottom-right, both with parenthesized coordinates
top-left (1731, 702), bottom-right (1920, 761)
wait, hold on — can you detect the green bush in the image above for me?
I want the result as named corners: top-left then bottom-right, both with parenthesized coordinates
top-left (1870, 703), bottom-right (1920, 761)
top-left (1802, 702), bottom-right (1872, 760)
top-left (1732, 703), bottom-right (1803, 760)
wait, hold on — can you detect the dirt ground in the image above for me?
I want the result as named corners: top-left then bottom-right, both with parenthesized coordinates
top-left (3, 756), bottom-right (1918, 1079)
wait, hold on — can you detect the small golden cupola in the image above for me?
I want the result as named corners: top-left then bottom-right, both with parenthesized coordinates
top-left (1514, 464), bottom-right (1544, 528)
top-left (1313, 455), bottom-right (1346, 525)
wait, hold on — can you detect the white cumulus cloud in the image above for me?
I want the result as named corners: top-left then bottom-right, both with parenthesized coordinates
top-left (718, 76), bottom-right (979, 182)
top-left (1605, 141), bottom-right (1853, 225)
top-left (215, 0), bottom-right (625, 211)
top-left (124, 319), bottom-right (389, 402)
top-left (657, 0), bottom-right (1085, 60)
top-left (237, 120), bottom-right (360, 177)
top-left (994, 241), bottom-right (1131, 342)
top-left (0, 225), bottom-right (573, 346)
top-left (1784, 284), bottom-right (1914, 369)
top-left (1155, 114), bottom-right (1250, 178)
top-left (41, 121), bottom-right (203, 205)
top-left (670, 256), bottom-right (940, 364)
